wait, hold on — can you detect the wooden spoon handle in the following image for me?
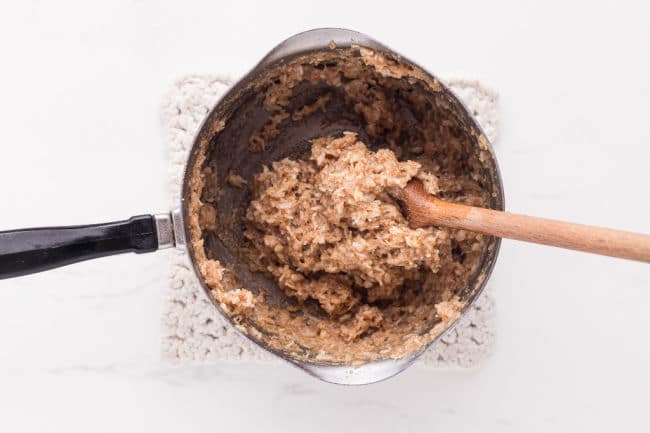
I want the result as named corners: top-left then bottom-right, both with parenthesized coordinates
top-left (403, 184), bottom-right (650, 263)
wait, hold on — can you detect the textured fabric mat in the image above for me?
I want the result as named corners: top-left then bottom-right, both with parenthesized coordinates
top-left (161, 74), bottom-right (499, 367)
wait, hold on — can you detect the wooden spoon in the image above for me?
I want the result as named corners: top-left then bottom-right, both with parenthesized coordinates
top-left (400, 180), bottom-right (650, 263)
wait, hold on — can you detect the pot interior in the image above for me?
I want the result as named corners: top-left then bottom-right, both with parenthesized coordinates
top-left (182, 43), bottom-right (503, 366)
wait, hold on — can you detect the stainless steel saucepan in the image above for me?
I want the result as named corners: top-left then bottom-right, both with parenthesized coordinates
top-left (0, 28), bottom-right (504, 384)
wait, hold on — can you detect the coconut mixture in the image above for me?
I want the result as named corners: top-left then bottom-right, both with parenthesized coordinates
top-left (245, 132), bottom-right (447, 337)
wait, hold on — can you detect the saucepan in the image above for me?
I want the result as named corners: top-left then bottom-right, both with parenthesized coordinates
top-left (0, 28), bottom-right (504, 384)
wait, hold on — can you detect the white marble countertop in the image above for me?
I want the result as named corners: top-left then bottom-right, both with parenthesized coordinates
top-left (0, 1), bottom-right (649, 432)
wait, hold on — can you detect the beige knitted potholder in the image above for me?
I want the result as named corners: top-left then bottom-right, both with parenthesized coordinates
top-left (161, 75), bottom-right (498, 367)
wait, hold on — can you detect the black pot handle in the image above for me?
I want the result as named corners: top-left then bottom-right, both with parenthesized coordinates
top-left (0, 215), bottom-right (160, 280)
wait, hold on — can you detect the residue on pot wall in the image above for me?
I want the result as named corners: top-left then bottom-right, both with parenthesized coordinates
top-left (187, 46), bottom-right (493, 365)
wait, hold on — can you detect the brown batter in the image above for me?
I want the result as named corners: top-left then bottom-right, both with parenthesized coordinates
top-left (188, 46), bottom-right (493, 365)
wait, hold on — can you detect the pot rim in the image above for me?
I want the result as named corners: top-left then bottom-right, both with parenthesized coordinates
top-left (177, 28), bottom-right (505, 385)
